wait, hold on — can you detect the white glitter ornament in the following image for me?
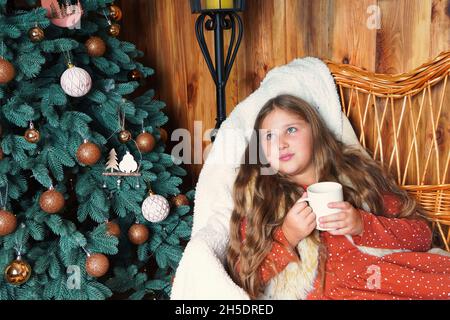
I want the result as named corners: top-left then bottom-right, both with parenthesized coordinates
top-left (141, 193), bottom-right (170, 223)
top-left (60, 64), bottom-right (92, 97)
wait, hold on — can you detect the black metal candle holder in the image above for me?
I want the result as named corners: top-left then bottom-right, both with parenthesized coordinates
top-left (190, 0), bottom-right (245, 141)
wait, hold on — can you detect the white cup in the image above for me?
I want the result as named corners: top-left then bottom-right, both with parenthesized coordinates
top-left (296, 182), bottom-right (343, 231)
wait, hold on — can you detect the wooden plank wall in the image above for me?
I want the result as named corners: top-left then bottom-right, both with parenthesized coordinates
top-left (118, 0), bottom-right (450, 186)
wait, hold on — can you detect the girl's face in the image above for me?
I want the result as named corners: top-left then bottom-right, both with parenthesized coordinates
top-left (260, 108), bottom-right (315, 177)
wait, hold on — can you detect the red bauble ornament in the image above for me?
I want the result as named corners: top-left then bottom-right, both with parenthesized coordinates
top-left (108, 23), bottom-right (120, 37)
top-left (136, 132), bottom-right (156, 153)
top-left (106, 221), bottom-right (121, 238)
top-left (24, 122), bottom-right (40, 143)
top-left (76, 140), bottom-right (101, 166)
top-left (0, 58), bottom-right (15, 84)
top-left (39, 188), bottom-right (65, 214)
top-left (171, 194), bottom-right (190, 207)
top-left (159, 128), bottom-right (168, 144)
top-left (28, 26), bottom-right (45, 42)
top-left (85, 36), bottom-right (106, 57)
top-left (128, 223), bottom-right (149, 245)
top-left (0, 209), bottom-right (17, 236)
top-left (85, 253), bottom-right (109, 277)
top-left (109, 4), bottom-right (122, 21)
top-left (4, 256), bottom-right (31, 285)
top-left (118, 130), bottom-right (132, 144)
top-left (24, 128), bottom-right (40, 143)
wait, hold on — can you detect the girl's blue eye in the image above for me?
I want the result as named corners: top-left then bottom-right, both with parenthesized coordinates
top-left (266, 133), bottom-right (272, 140)
top-left (287, 127), bottom-right (297, 134)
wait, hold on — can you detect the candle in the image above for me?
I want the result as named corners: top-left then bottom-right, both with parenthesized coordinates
top-left (205, 0), bottom-right (234, 10)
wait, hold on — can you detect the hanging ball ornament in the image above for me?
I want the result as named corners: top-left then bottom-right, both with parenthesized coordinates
top-left (106, 221), bottom-right (121, 238)
top-left (128, 223), bottom-right (149, 245)
top-left (76, 140), bottom-right (102, 166)
top-left (142, 192), bottom-right (170, 223)
top-left (159, 128), bottom-right (168, 144)
top-left (41, 0), bottom-right (83, 28)
top-left (127, 69), bottom-right (142, 82)
top-left (4, 255), bottom-right (31, 285)
top-left (118, 129), bottom-right (132, 144)
top-left (28, 26), bottom-right (45, 42)
top-left (85, 36), bottom-right (106, 57)
top-left (136, 131), bottom-right (155, 153)
top-left (39, 187), bottom-right (65, 214)
top-left (24, 122), bottom-right (40, 143)
top-left (109, 4), bottom-right (122, 21)
top-left (108, 23), bottom-right (121, 37)
top-left (60, 63), bottom-right (92, 97)
top-left (85, 253), bottom-right (109, 277)
top-left (171, 194), bottom-right (190, 208)
top-left (24, 128), bottom-right (40, 143)
top-left (0, 209), bottom-right (17, 236)
top-left (0, 58), bottom-right (16, 84)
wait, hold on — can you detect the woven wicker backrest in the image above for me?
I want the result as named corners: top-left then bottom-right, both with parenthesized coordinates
top-left (326, 51), bottom-right (450, 250)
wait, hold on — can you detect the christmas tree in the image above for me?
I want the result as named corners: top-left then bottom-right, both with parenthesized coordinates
top-left (0, 0), bottom-right (193, 300)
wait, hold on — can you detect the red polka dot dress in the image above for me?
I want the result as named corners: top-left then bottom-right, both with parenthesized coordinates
top-left (239, 190), bottom-right (450, 300)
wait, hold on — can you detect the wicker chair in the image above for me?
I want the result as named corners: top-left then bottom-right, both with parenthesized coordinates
top-left (326, 51), bottom-right (450, 251)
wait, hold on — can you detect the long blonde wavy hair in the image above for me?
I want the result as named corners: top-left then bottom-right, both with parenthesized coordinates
top-left (225, 94), bottom-right (426, 299)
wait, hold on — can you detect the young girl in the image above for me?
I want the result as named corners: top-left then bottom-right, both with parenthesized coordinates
top-left (226, 94), bottom-right (450, 300)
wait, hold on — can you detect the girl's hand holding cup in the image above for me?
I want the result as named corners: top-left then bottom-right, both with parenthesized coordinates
top-left (281, 192), bottom-right (316, 249)
top-left (320, 201), bottom-right (364, 236)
